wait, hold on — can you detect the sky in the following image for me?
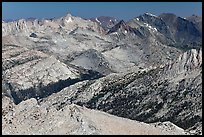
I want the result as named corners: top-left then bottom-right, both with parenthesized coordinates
top-left (2, 2), bottom-right (202, 21)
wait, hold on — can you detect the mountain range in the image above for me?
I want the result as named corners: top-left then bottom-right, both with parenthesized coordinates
top-left (2, 12), bottom-right (202, 135)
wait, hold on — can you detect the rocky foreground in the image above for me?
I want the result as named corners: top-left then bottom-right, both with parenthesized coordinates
top-left (2, 96), bottom-right (188, 135)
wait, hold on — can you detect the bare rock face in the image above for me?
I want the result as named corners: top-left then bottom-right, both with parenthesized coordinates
top-left (2, 96), bottom-right (188, 135)
top-left (2, 44), bottom-right (48, 71)
top-left (70, 49), bottom-right (113, 75)
top-left (162, 48), bottom-right (202, 79)
top-left (4, 56), bottom-right (79, 102)
top-left (2, 44), bottom-right (103, 104)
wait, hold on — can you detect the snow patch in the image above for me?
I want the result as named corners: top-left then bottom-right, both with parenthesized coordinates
top-left (144, 23), bottom-right (149, 28)
top-left (66, 17), bottom-right (73, 23)
top-left (96, 18), bottom-right (101, 25)
top-left (112, 32), bottom-right (118, 35)
top-left (96, 18), bottom-right (100, 23)
top-left (153, 27), bottom-right (157, 32)
top-left (144, 23), bottom-right (157, 32)
top-left (145, 13), bottom-right (158, 18)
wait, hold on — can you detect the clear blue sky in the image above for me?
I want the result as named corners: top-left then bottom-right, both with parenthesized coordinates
top-left (2, 2), bottom-right (202, 21)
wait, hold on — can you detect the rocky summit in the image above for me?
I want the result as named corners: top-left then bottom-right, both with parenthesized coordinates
top-left (2, 12), bottom-right (202, 135)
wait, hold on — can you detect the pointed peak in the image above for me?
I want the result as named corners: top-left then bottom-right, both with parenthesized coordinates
top-left (118, 20), bottom-right (126, 24)
top-left (64, 12), bottom-right (73, 18)
top-left (62, 12), bottom-right (75, 23)
top-left (107, 19), bottom-right (134, 35)
top-left (115, 20), bottom-right (127, 27)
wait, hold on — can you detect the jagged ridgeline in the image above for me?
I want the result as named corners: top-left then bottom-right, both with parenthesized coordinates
top-left (2, 12), bottom-right (202, 135)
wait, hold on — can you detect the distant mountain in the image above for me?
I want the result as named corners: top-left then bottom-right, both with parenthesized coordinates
top-left (2, 19), bottom-right (17, 23)
top-left (90, 16), bottom-right (119, 31)
top-left (3, 17), bottom-right (37, 23)
top-left (186, 14), bottom-right (202, 36)
top-left (124, 13), bottom-right (202, 49)
top-left (186, 14), bottom-right (202, 24)
top-left (126, 13), bottom-right (174, 45)
top-left (107, 20), bottom-right (135, 34)
top-left (2, 13), bottom-right (105, 37)
top-left (159, 13), bottom-right (201, 45)
top-left (26, 17), bottom-right (37, 21)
